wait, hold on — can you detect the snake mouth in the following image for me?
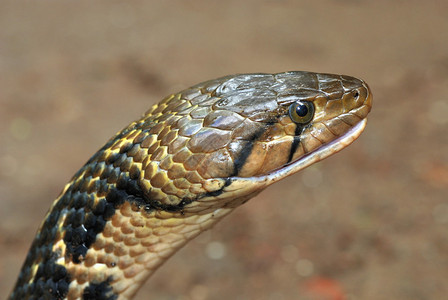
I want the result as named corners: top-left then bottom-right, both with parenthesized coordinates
top-left (220, 117), bottom-right (368, 197)
top-left (216, 117), bottom-right (367, 200)
top-left (263, 117), bottom-right (368, 184)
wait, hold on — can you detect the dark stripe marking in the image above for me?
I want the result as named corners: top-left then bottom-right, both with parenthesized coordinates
top-left (232, 123), bottom-right (274, 176)
top-left (9, 201), bottom-right (71, 300)
top-left (287, 124), bottom-right (305, 163)
top-left (63, 167), bottom-right (148, 264)
top-left (83, 277), bottom-right (118, 300)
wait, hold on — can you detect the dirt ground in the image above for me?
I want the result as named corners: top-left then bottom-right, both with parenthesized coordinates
top-left (1, 1), bottom-right (447, 299)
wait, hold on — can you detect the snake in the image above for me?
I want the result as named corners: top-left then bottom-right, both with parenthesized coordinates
top-left (9, 71), bottom-right (372, 300)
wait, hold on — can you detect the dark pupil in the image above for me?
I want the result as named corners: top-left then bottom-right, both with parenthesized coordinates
top-left (295, 103), bottom-right (308, 117)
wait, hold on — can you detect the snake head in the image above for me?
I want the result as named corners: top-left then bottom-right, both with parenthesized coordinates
top-left (134, 71), bottom-right (372, 211)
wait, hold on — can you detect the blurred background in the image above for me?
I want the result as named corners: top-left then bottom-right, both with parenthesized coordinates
top-left (0, 1), bottom-right (447, 299)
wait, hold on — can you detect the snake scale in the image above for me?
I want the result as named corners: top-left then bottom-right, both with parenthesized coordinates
top-left (9, 71), bottom-right (372, 300)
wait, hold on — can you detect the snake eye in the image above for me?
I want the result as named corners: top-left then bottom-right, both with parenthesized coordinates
top-left (289, 101), bottom-right (314, 124)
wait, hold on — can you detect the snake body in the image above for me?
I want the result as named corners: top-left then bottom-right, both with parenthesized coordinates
top-left (9, 71), bottom-right (372, 300)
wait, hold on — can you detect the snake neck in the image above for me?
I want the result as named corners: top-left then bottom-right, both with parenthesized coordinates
top-left (67, 202), bottom-right (235, 299)
top-left (13, 185), bottom-right (236, 300)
